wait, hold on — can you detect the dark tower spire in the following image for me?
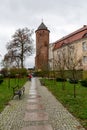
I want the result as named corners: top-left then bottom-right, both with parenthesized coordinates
top-left (36, 22), bottom-right (49, 32)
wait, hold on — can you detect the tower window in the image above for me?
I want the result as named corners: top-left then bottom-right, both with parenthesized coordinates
top-left (44, 42), bottom-right (48, 47)
top-left (39, 33), bottom-right (42, 36)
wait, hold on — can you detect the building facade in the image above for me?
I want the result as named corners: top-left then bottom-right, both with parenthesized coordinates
top-left (35, 23), bottom-right (87, 71)
top-left (51, 25), bottom-right (87, 70)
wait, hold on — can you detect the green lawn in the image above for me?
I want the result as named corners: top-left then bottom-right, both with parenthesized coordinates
top-left (40, 78), bottom-right (87, 129)
top-left (0, 77), bottom-right (26, 112)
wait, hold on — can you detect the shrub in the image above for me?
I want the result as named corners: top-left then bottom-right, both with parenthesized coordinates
top-left (9, 68), bottom-right (27, 78)
top-left (0, 68), bottom-right (8, 77)
top-left (0, 74), bottom-right (4, 84)
top-left (56, 78), bottom-right (66, 82)
top-left (69, 79), bottom-right (78, 84)
top-left (0, 80), bottom-right (3, 84)
top-left (80, 79), bottom-right (87, 87)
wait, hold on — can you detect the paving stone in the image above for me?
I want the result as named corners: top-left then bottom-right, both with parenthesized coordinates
top-left (21, 125), bottom-right (53, 130)
top-left (29, 92), bottom-right (38, 95)
top-left (26, 104), bottom-right (45, 110)
top-left (29, 95), bottom-right (41, 99)
top-left (27, 98), bottom-right (41, 104)
top-left (24, 111), bottom-right (48, 121)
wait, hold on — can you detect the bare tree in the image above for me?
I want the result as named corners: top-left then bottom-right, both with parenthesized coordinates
top-left (54, 48), bottom-right (66, 90)
top-left (66, 45), bottom-right (82, 98)
top-left (5, 27), bottom-right (34, 68)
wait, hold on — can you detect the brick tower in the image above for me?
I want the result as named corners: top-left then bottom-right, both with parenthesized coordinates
top-left (35, 22), bottom-right (50, 71)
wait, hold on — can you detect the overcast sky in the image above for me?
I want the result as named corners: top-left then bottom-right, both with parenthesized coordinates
top-left (0, 0), bottom-right (87, 68)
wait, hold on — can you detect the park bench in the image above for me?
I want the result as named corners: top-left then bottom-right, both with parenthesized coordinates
top-left (12, 85), bottom-right (25, 99)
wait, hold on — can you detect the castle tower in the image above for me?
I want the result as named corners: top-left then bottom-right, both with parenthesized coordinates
top-left (35, 22), bottom-right (50, 71)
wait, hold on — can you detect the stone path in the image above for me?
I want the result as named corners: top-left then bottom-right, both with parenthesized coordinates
top-left (0, 78), bottom-right (85, 130)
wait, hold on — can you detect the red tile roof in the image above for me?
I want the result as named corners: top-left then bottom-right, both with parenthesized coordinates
top-left (53, 25), bottom-right (87, 50)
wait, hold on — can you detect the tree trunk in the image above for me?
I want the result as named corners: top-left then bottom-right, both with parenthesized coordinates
top-left (21, 42), bottom-right (24, 68)
top-left (74, 83), bottom-right (76, 98)
top-left (73, 69), bottom-right (76, 98)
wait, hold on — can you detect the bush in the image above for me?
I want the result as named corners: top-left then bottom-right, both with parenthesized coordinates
top-left (69, 79), bottom-right (78, 84)
top-left (9, 68), bottom-right (27, 78)
top-left (0, 74), bottom-right (4, 84)
top-left (0, 68), bottom-right (8, 77)
top-left (56, 78), bottom-right (66, 82)
top-left (0, 79), bottom-right (3, 84)
top-left (80, 79), bottom-right (87, 87)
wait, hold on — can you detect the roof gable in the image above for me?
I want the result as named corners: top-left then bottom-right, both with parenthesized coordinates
top-left (54, 25), bottom-right (87, 50)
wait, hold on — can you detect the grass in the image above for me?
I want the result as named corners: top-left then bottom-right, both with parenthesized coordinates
top-left (0, 77), bottom-right (26, 112)
top-left (40, 78), bottom-right (87, 129)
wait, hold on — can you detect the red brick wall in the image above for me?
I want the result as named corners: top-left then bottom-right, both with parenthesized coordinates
top-left (35, 29), bottom-right (49, 70)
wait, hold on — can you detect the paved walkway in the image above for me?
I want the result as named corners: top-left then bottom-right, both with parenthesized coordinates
top-left (0, 78), bottom-right (85, 130)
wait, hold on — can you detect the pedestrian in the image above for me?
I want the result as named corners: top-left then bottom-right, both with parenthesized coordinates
top-left (28, 74), bottom-right (32, 81)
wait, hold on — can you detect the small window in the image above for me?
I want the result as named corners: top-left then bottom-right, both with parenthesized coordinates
top-left (82, 41), bottom-right (87, 51)
top-left (44, 42), bottom-right (48, 47)
top-left (85, 33), bottom-right (87, 37)
top-left (83, 56), bottom-right (87, 64)
top-left (83, 33), bottom-right (87, 38)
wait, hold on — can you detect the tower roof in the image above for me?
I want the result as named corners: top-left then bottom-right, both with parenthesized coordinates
top-left (38, 22), bottom-right (48, 30)
top-left (36, 22), bottom-right (50, 32)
